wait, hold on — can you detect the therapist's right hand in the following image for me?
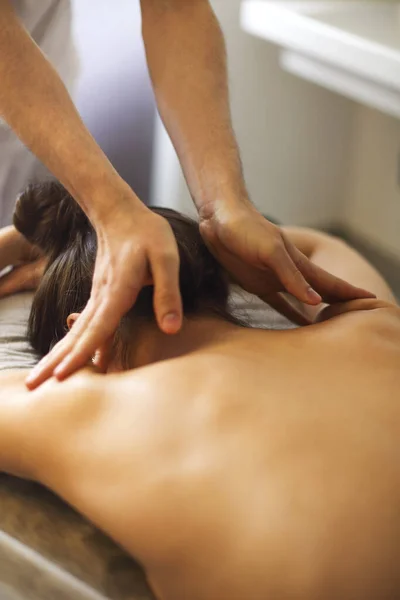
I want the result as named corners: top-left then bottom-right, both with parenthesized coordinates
top-left (25, 197), bottom-right (183, 389)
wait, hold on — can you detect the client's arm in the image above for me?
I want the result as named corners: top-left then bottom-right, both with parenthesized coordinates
top-left (0, 227), bottom-right (37, 273)
top-left (0, 226), bottom-right (45, 296)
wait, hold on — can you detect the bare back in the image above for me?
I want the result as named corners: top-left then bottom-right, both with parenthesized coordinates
top-left (148, 300), bottom-right (400, 598)
top-left (32, 299), bottom-right (399, 600)
top-left (1, 206), bottom-right (398, 597)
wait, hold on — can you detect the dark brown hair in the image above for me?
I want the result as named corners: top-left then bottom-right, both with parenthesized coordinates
top-left (14, 181), bottom-right (236, 362)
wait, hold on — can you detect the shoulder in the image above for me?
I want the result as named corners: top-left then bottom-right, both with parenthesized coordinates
top-left (318, 298), bottom-right (399, 319)
top-left (0, 370), bottom-right (31, 403)
top-left (317, 299), bottom-right (400, 341)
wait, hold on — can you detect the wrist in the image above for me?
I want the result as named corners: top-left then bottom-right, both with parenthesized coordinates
top-left (75, 175), bottom-right (145, 228)
top-left (197, 185), bottom-right (253, 222)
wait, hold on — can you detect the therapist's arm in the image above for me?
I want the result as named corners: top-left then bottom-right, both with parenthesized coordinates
top-left (0, 0), bottom-right (183, 387)
top-left (0, 1), bottom-right (123, 218)
top-left (141, 0), bottom-right (375, 306)
top-left (141, 0), bottom-right (245, 214)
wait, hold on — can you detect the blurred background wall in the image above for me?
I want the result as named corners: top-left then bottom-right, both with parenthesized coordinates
top-left (344, 106), bottom-right (400, 259)
top-left (71, 0), bottom-right (155, 203)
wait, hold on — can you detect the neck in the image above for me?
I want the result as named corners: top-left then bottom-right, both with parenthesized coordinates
top-left (124, 316), bottom-right (239, 369)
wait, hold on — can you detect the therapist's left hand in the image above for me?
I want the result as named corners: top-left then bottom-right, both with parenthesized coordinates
top-left (199, 199), bottom-right (375, 310)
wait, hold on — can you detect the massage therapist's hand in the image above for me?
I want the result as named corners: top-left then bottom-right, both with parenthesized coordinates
top-left (0, 226), bottom-right (46, 297)
top-left (26, 195), bottom-right (182, 389)
top-left (200, 199), bottom-right (375, 314)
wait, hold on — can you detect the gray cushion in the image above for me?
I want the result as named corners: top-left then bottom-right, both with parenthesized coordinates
top-left (0, 293), bottom-right (38, 371)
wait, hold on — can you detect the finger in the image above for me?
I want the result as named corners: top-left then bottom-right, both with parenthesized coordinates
top-left (93, 336), bottom-right (115, 373)
top-left (26, 295), bottom-right (105, 389)
top-left (150, 246), bottom-right (182, 334)
top-left (267, 239), bottom-right (322, 305)
top-left (26, 257), bottom-right (148, 389)
top-left (25, 315), bottom-right (86, 389)
top-left (285, 239), bottom-right (376, 303)
top-left (53, 263), bottom-right (147, 381)
top-left (53, 303), bottom-right (133, 380)
top-left (306, 261), bottom-right (376, 303)
top-left (262, 292), bottom-right (313, 327)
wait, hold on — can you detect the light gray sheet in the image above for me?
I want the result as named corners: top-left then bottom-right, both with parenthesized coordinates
top-left (0, 293), bottom-right (39, 371)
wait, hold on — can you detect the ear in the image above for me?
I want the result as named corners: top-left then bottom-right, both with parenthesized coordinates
top-left (66, 312), bottom-right (81, 330)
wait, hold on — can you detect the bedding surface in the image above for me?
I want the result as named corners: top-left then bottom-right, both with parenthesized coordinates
top-left (0, 292), bottom-right (38, 371)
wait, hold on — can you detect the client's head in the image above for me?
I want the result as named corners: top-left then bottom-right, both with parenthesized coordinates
top-left (14, 181), bottom-right (236, 369)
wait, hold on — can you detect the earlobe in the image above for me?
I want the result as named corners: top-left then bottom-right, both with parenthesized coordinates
top-left (66, 313), bottom-right (81, 331)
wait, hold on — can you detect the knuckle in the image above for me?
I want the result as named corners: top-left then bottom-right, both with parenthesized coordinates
top-left (155, 288), bottom-right (179, 308)
top-left (268, 235), bottom-right (285, 258)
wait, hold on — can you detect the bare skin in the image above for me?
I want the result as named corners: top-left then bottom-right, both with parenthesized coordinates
top-left (0, 230), bottom-right (399, 600)
top-left (1, 0), bottom-right (374, 387)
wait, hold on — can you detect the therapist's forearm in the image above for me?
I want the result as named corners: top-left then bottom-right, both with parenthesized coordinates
top-left (0, 1), bottom-right (137, 222)
top-left (141, 0), bottom-right (248, 214)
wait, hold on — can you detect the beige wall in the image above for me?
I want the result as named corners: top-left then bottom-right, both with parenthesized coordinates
top-left (153, 0), bottom-right (355, 227)
top-left (342, 106), bottom-right (400, 259)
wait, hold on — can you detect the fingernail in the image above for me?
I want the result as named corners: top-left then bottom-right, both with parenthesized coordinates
top-left (162, 312), bottom-right (180, 330)
top-left (307, 287), bottom-right (322, 303)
